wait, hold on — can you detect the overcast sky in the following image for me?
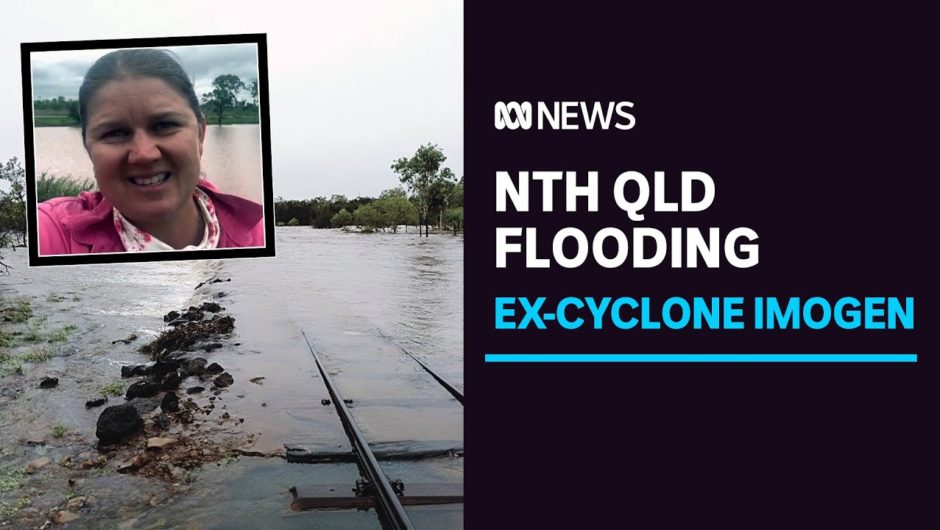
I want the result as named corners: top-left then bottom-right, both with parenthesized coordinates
top-left (2, 0), bottom-right (463, 199)
top-left (31, 44), bottom-right (260, 102)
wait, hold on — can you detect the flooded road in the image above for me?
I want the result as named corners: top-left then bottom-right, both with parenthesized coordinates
top-left (0, 228), bottom-right (463, 528)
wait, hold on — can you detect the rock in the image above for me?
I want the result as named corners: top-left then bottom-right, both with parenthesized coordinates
top-left (222, 412), bottom-right (230, 419)
top-left (121, 364), bottom-right (150, 378)
top-left (161, 392), bottom-right (180, 413)
top-left (117, 454), bottom-right (147, 473)
top-left (161, 371), bottom-right (181, 390)
top-left (153, 413), bottom-right (171, 430)
top-left (66, 496), bottom-right (86, 510)
top-left (140, 317), bottom-right (235, 356)
top-left (213, 372), bottom-right (234, 388)
top-left (185, 357), bottom-right (208, 376)
top-left (54, 511), bottom-right (80, 524)
top-left (164, 310), bottom-right (181, 322)
top-left (25, 431), bottom-right (49, 445)
top-left (25, 457), bottom-right (52, 474)
top-left (39, 376), bottom-right (59, 389)
top-left (182, 310), bottom-right (204, 322)
top-left (147, 437), bottom-right (178, 450)
top-left (203, 343), bottom-right (223, 353)
top-left (186, 386), bottom-right (205, 395)
top-left (205, 362), bottom-right (224, 374)
top-left (321, 399), bottom-right (331, 406)
top-left (85, 397), bottom-right (108, 408)
top-left (151, 360), bottom-right (181, 377)
top-left (125, 380), bottom-right (160, 400)
top-left (111, 333), bottom-right (138, 345)
top-left (249, 377), bottom-right (265, 385)
top-left (200, 302), bottom-right (222, 313)
top-left (125, 357), bottom-right (181, 375)
top-left (80, 456), bottom-right (107, 469)
top-left (96, 403), bottom-right (143, 445)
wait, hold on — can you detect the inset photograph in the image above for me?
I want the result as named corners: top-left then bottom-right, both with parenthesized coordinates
top-left (22, 34), bottom-right (274, 265)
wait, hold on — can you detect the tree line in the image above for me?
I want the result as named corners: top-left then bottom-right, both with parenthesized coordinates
top-left (275, 143), bottom-right (463, 235)
top-left (33, 74), bottom-right (259, 127)
top-left (276, 178), bottom-right (463, 234)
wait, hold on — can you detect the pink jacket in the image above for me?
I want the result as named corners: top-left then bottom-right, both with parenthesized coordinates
top-left (38, 180), bottom-right (264, 255)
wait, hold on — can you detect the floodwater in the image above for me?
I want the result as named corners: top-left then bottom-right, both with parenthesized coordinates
top-left (0, 228), bottom-right (463, 528)
top-left (32, 124), bottom-right (264, 203)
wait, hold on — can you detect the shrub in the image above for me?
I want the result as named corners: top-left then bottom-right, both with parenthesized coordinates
top-left (37, 172), bottom-right (95, 202)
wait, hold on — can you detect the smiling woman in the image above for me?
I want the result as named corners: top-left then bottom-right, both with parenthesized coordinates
top-left (36, 48), bottom-right (264, 255)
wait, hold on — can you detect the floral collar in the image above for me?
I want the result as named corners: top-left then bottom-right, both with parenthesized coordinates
top-left (113, 188), bottom-right (221, 252)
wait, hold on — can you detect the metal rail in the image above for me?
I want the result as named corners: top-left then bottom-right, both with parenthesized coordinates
top-left (374, 328), bottom-right (464, 405)
top-left (301, 329), bottom-right (415, 530)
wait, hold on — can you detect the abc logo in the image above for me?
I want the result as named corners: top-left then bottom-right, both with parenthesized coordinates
top-left (494, 101), bottom-right (533, 130)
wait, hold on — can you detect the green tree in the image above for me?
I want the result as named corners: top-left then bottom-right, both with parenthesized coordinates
top-left (201, 74), bottom-right (245, 126)
top-left (354, 204), bottom-right (386, 231)
top-left (331, 208), bottom-right (353, 227)
top-left (428, 177), bottom-right (457, 230)
top-left (248, 79), bottom-right (259, 107)
top-left (374, 194), bottom-right (418, 233)
top-left (449, 177), bottom-right (464, 208)
top-left (392, 143), bottom-right (454, 237)
top-left (444, 207), bottom-right (463, 235)
top-left (67, 100), bottom-right (80, 123)
top-left (1, 157), bottom-right (27, 271)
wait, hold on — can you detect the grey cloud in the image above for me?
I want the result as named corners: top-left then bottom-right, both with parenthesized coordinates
top-left (31, 43), bottom-right (259, 101)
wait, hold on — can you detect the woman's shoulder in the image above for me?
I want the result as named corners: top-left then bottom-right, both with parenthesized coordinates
top-left (196, 181), bottom-right (265, 248)
top-left (39, 191), bottom-right (106, 218)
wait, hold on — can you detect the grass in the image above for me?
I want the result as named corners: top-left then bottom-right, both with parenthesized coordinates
top-left (35, 115), bottom-right (79, 127)
top-left (0, 332), bottom-right (15, 348)
top-left (0, 496), bottom-right (31, 519)
top-left (51, 423), bottom-right (67, 439)
top-left (37, 173), bottom-right (95, 203)
top-left (46, 294), bottom-right (67, 303)
top-left (99, 381), bottom-right (124, 397)
top-left (47, 324), bottom-right (78, 344)
top-left (201, 108), bottom-right (260, 125)
top-left (21, 321), bottom-right (45, 343)
top-left (35, 108), bottom-right (260, 127)
top-left (0, 469), bottom-right (23, 492)
top-left (0, 358), bottom-right (24, 377)
top-left (2, 298), bottom-right (32, 324)
top-left (19, 348), bottom-right (51, 363)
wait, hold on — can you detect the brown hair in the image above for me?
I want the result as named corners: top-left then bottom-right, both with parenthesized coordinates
top-left (79, 48), bottom-right (204, 140)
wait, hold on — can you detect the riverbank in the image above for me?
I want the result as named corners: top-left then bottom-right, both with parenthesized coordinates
top-left (0, 269), bottom-right (271, 527)
top-left (34, 113), bottom-right (260, 127)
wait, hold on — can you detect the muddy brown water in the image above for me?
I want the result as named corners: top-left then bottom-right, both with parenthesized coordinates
top-left (0, 228), bottom-right (463, 528)
top-left (32, 124), bottom-right (264, 204)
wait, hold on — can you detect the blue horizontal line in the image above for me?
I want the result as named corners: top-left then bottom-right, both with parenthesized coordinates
top-left (485, 354), bottom-right (917, 363)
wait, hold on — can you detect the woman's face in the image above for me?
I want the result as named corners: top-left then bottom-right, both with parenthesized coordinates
top-left (84, 76), bottom-right (206, 227)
